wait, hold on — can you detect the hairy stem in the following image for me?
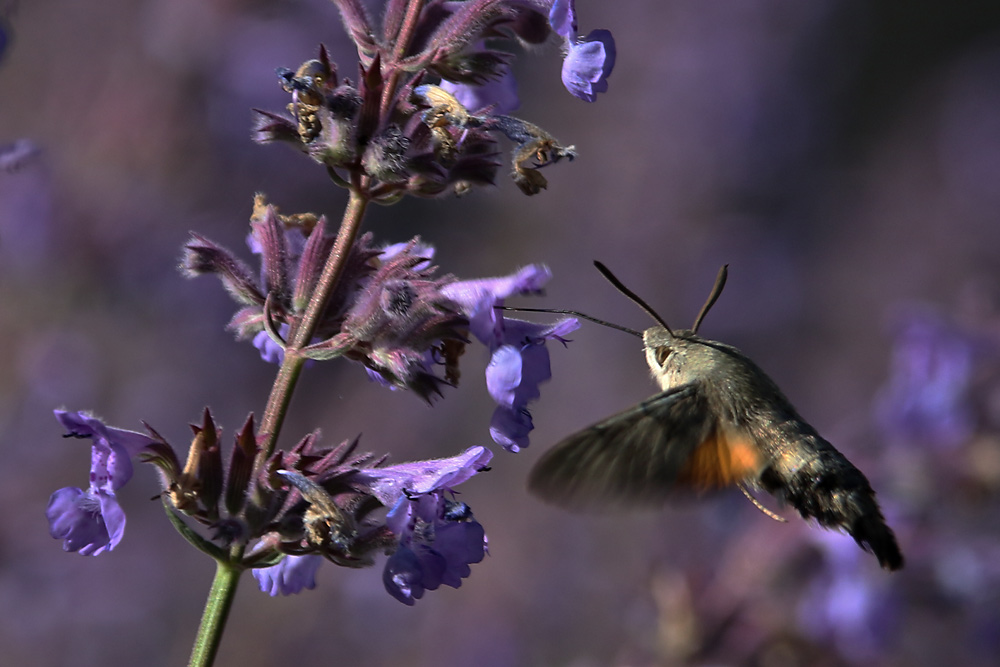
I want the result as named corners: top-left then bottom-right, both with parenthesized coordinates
top-left (256, 187), bottom-right (369, 467)
top-left (380, 0), bottom-right (425, 119)
top-left (188, 559), bottom-right (243, 667)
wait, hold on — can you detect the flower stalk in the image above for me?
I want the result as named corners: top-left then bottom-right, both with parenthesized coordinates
top-left (188, 559), bottom-right (244, 667)
top-left (257, 187), bottom-right (370, 468)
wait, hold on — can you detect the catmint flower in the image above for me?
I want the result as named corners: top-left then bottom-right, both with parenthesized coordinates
top-left (355, 446), bottom-right (492, 605)
top-left (485, 317), bottom-right (579, 451)
top-left (441, 65), bottom-right (521, 115)
top-left (252, 446), bottom-right (493, 604)
top-left (254, 554), bottom-right (323, 596)
top-left (187, 203), bottom-right (575, 441)
top-left (46, 410), bottom-right (156, 555)
top-left (442, 266), bottom-right (580, 450)
top-left (549, 0), bottom-right (616, 102)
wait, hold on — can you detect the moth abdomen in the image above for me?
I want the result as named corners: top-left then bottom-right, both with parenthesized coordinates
top-left (758, 441), bottom-right (903, 570)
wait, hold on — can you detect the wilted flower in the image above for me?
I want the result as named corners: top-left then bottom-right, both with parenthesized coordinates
top-left (46, 410), bottom-right (157, 555)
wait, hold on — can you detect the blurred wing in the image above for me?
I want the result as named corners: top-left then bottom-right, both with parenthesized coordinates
top-left (528, 383), bottom-right (766, 510)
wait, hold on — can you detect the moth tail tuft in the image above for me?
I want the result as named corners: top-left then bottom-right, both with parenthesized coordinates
top-left (850, 513), bottom-right (904, 571)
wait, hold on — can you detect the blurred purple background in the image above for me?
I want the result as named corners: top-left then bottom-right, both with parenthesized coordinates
top-left (4, 1), bottom-right (1000, 665)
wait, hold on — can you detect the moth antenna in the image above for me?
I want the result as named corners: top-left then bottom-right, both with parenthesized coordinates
top-left (739, 484), bottom-right (787, 523)
top-left (691, 264), bottom-right (729, 333)
top-left (496, 306), bottom-right (642, 338)
top-left (593, 261), bottom-right (674, 336)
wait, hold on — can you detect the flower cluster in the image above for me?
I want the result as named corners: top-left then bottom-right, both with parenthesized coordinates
top-left (183, 196), bottom-right (578, 449)
top-left (44, 0), bottom-right (607, 641)
top-left (46, 407), bottom-right (492, 605)
top-left (254, 0), bottom-right (613, 198)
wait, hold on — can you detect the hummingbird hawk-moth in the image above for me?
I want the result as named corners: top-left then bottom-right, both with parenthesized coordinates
top-left (527, 262), bottom-right (904, 571)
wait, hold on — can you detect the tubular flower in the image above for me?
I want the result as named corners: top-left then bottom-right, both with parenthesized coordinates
top-left (549, 0), bottom-right (616, 102)
top-left (46, 411), bottom-right (157, 555)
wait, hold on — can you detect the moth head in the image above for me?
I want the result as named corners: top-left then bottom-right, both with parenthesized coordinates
top-left (591, 262), bottom-right (728, 385)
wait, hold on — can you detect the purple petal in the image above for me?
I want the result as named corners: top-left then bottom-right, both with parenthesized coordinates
top-left (441, 264), bottom-right (552, 344)
top-left (513, 342), bottom-right (552, 405)
top-left (483, 317), bottom-right (578, 450)
top-left (46, 487), bottom-right (122, 556)
top-left (357, 446), bottom-right (494, 507)
top-left (54, 410), bottom-right (157, 492)
top-left (54, 410), bottom-right (155, 459)
top-left (253, 555), bottom-right (323, 596)
top-left (385, 495), bottom-right (415, 537)
top-left (412, 545), bottom-right (447, 592)
top-left (383, 546), bottom-right (426, 605)
top-left (549, 0), bottom-right (578, 40)
top-left (88, 437), bottom-right (133, 494)
top-left (562, 30), bottom-right (616, 102)
top-left (379, 240), bottom-right (435, 271)
top-left (490, 406), bottom-right (533, 453)
top-left (434, 521), bottom-right (487, 588)
top-left (440, 67), bottom-right (521, 115)
top-left (486, 344), bottom-right (522, 407)
top-left (252, 329), bottom-right (286, 364)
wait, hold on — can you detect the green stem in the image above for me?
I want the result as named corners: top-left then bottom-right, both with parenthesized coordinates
top-left (188, 559), bottom-right (243, 667)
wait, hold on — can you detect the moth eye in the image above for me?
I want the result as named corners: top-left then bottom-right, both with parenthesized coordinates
top-left (655, 347), bottom-right (671, 367)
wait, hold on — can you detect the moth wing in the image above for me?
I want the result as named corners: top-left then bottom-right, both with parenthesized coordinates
top-left (528, 384), bottom-right (710, 509)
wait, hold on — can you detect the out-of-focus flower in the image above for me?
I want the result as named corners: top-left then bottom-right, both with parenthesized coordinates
top-left (549, 0), bottom-right (616, 102)
top-left (875, 308), bottom-right (980, 448)
top-left (797, 531), bottom-right (899, 663)
top-left (441, 65), bottom-right (521, 115)
top-left (46, 410), bottom-right (156, 555)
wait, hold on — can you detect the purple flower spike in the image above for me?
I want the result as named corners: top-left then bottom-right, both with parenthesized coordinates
top-left (562, 30), bottom-right (616, 102)
top-left (485, 317), bottom-right (580, 451)
top-left (254, 555), bottom-right (323, 596)
top-left (46, 410), bottom-right (156, 555)
top-left (440, 66), bottom-right (521, 115)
